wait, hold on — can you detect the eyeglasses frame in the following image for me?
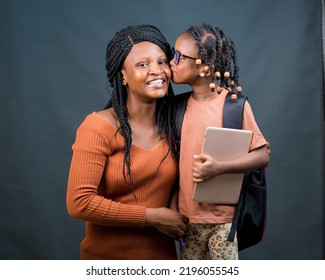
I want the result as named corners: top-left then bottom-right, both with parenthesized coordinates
top-left (171, 47), bottom-right (198, 65)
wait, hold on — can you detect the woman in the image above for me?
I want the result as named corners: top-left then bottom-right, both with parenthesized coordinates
top-left (66, 24), bottom-right (188, 260)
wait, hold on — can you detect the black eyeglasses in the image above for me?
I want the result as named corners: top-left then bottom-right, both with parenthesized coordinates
top-left (171, 47), bottom-right (197, 65)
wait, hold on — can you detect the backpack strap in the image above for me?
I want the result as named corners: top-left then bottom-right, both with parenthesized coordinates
top-left (223, 92), bottom-right (248, 242)
top-left (223, 93), bottom-right (247, 129)
top-left (174, 91), bottom-right (192, 159)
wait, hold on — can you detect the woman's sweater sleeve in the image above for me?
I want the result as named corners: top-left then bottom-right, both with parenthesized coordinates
top-left (66, 116), bottom-right (146, 227)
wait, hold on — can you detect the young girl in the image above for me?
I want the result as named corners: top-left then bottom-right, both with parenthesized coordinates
top-left (170, 24), bottom-right (270, 260)
top-left (66, 24), bottom-right (188, 260)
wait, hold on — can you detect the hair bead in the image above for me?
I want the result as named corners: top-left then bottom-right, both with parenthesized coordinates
top-left (209, 82), bottom-right (216, 92)
top-left (224, 71), bottom-right (230, 79)
top-left (196, 58), bottom-right (202, 68)
top-left (236, 86), bottom-right (242, 93)
top-left (217, 86), bottom-right (223, 93)
top-left (231, 93), bottom-right (238, 100)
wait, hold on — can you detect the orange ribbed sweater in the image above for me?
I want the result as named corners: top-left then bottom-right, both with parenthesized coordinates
top-left (66, 113), bottom-right (178, 260)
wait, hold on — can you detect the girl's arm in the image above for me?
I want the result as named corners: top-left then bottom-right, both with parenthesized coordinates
top-left (192, 145), bottom-right (269, 183)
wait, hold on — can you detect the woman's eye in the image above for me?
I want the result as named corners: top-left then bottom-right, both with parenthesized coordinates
top-left (159, 60), bottom-right (168, 65)
top-left (138, 62), bottom-right (149, 67)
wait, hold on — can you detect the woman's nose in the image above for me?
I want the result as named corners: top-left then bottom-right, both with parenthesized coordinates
top-left (149, 64), bottom-right (164, 74)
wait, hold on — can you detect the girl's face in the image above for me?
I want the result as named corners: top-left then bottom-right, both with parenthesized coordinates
top-left (121, 41), bottom-right (171, 103)
top-left (170, 33), bottom-right (200, 85)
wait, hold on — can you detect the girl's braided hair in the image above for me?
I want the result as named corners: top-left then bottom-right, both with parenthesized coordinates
top-left (104, 24), bottom-right (176, 192)
top-left (187, 23), bottom-right (242, 94)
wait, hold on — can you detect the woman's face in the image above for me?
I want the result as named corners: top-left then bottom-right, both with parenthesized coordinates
top-left (121, 41), bottom-right (171, 102)
top-left (170, 33), bottom-right (200, 85)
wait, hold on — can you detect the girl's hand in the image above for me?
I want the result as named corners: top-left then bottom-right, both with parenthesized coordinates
top-left (192, 144), bottom-right (270, 183)
top-left (192, 154), bottom-right (223, 183)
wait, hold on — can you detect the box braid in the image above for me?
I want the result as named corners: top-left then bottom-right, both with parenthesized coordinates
top-left (186, 23), bottom-right (242, 95)
top-left (103, 24), bottom-right (176, 191)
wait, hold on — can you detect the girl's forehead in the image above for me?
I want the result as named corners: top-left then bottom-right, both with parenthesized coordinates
top-left (175, 34), bottom-right (197, 50)
top-left (176, 33), bottom-right (195, 43)
top-left (175, 34), bottom-right (197, 47)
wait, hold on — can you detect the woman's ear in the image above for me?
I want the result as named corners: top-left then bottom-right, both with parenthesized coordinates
top-left (121, 70), bottom-right (127, 86)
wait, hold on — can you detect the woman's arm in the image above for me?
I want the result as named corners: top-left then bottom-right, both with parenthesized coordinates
top-left (168, 181), bottom-right (179, 211)
top-left (66, 119), bottom-right (147, 227)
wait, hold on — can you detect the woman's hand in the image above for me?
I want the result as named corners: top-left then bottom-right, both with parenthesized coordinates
top-left (145, 208), bottom-right (188, 240)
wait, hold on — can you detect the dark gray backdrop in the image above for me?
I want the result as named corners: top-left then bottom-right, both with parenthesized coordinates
top-left (0, 0), bottom-right (324, 260)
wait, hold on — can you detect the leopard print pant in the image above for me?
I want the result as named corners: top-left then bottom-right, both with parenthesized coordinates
top-left (180, 223), bottom-right (238, 260)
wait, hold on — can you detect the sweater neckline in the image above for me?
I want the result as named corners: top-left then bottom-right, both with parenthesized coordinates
top-left (92, 112), bottom-right (167, 152)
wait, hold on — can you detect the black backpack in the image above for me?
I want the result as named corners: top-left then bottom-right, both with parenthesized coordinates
top-left (174, 91), bottom-right (267, 251)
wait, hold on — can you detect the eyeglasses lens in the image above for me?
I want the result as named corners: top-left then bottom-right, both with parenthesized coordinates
top-left (172, 49), bottom-right (180, 65)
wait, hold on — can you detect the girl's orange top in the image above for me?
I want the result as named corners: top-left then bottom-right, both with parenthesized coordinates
top-left (179, 90), bottom-right (267, 224)
top-left (66, 112), bottom-right (178, 260)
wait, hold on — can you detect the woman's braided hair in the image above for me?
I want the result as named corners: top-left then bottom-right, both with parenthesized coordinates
top-left (104, 24), bottom-right (176, 191)
top-left (187, 23), bottom-right (242, 95)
